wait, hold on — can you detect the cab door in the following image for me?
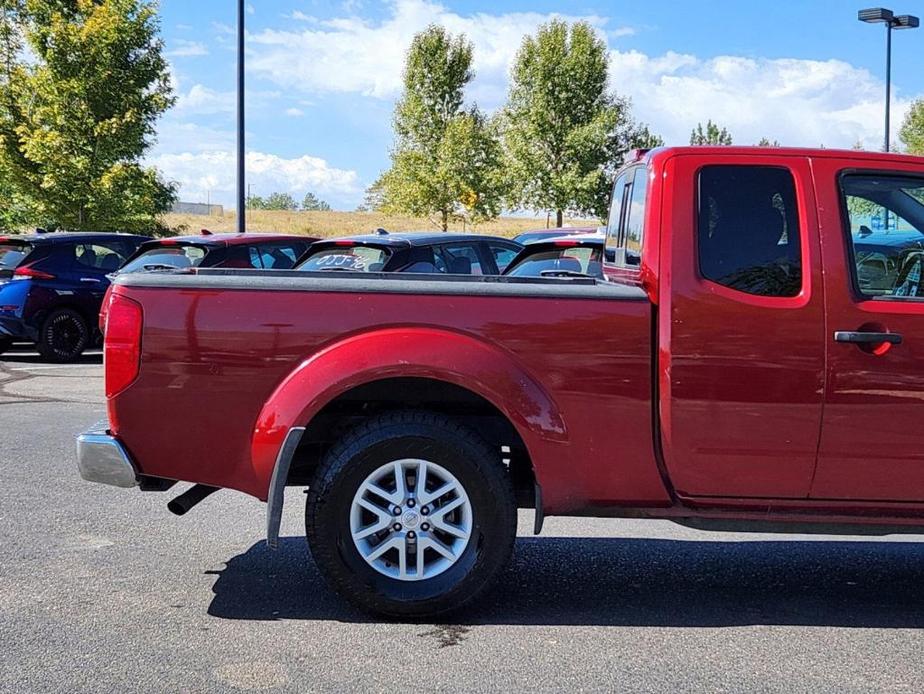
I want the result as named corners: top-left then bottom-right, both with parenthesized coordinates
top-left (811, 162), bottom-right (924, 501)
top-left (660, 154), bottom-right (826, 498)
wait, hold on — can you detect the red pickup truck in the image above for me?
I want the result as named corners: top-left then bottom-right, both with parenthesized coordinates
top-left (78, 146), bottom-right (924, 618)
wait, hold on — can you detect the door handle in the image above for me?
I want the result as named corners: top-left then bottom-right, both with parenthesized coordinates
top-left (834, 331), bottom-right (903, 345)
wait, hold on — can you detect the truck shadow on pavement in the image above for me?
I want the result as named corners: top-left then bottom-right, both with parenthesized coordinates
top-left (207, 536), bottom-right (924, 627)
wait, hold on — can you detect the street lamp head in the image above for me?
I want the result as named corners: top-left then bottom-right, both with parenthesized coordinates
top-left (858, 7), bottom-right (895, 23)
top-left (894, 14), bottom-right (920, 29)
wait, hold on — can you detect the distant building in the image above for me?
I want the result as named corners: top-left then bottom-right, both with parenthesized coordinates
top-left (171, 201), bottom-right (224, 216)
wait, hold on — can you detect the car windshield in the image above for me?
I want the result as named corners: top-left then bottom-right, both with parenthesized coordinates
top-left (298, 246), bottom-right (391, 272)
top-left (0, 242), bottom-right (31, 269)
top-left (505, 246), bottom-right (603, 278)
top-left (119, 245), bottom-right (207, 274)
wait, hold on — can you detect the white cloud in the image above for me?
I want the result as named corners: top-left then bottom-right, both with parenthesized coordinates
top-left (608, 50), bottom-right (916, 149)
top-left (149, 151), bottom-right (360, 208)
top-left (172, 83), bottom-right (282, 116)
top-left (175, 84), bottom-right (235, 115)
top-left (284, 107), bottom-right (304, 117)
top-left (166, 39), bottom-right (209, 58)
top-left (248, 0), bottom-right (610, 103)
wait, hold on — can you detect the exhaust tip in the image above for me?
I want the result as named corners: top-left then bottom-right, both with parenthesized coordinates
top-left (168, 484), bottom-right (219, 516)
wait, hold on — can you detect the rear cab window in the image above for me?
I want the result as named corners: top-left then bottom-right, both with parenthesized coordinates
top-left (840, 175), bottom-right (924, 299)
top-left (299, 245), bottom-right (391, 272)
top-left (697, 165), bottom-right (802, 297)
top-left (121, 245), bottom-right (207, 273)
top-left (604, 165), bottom-right (649, 269)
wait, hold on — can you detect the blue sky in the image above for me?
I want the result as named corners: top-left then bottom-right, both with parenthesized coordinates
top-left (152, 0), bottom-right (924, 209)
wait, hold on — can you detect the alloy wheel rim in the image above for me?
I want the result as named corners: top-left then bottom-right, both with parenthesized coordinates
top-left (49, 316), bottom-right (84, 357)
top-left (349, 458), bottom-right (473, 581)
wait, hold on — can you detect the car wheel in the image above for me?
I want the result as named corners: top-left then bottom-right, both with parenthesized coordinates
top-left (37, 309), bottom-right (90, 363)
top-left (306, 410), bottom-right (517, 619)
top-left (0, 337), bottom-right (11, 356)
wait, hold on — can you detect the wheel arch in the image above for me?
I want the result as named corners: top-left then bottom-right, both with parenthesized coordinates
top-left (253, 327), bottom-right (567, 536)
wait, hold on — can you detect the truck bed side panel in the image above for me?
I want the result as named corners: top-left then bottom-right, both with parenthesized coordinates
top-left (111, 280), bottom-right (669, 512)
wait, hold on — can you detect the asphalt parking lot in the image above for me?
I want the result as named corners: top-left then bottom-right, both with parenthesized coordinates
top-left (3, 348), bottom-right (924, 693)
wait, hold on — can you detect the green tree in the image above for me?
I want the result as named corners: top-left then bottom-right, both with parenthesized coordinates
top-left (690, 120), bottom-right (733, 145)
top-left (356, 178), bottom-right (385, 213)
top-left (378, 25), bottom-right (503, 230)
top-left (302, 191), bottom-right (331, 211)
top-left (900, 99), bottom-right (924, 155)
top-left (247, 194), bottom-right (266, 210)
top-left (502, 20), bottom-right (658, 226)
top-left (0, 0), bottom-right (175, 233)
top-left (262, 192), bottom-right (298, 211)
top-left (757, 137), bottom-right (781, 147)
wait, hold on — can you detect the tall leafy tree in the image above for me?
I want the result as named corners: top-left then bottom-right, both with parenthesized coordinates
top-left (502, 20), bottom-right (658, 226)
top-left (378, 25), bottom-right (503, 230)
top-left (900, 99), bottom-right (924, 155)
top-left (690, 120), bottom-right (733, 145)
top-left (0, 0), bottom-right (175, 232)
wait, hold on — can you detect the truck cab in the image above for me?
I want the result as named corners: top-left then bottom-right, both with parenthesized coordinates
top-left (605, 147), bottom-right (924, 504)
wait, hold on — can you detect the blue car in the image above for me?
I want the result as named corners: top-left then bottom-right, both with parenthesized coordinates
top-left (0, 232), bottom-right (150, 361)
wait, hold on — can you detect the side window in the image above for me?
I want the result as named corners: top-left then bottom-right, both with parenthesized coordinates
top-left (259, 243), bottom-right (300, 269)
top-left (621, 168), bottom-right (649, 268)
top-left (488, 244), bottom-right (518, 273)
top-left (74, 243), bottom-right (129, 273)
top-left (439, 244), bottom-right (482, 275)
top-left (697, 165), bottom-right (802, 297)
top-left (604, 172), bottom-right (630, 263)
top-left (223, 245), bottom-right (261, 268)
top-left (402, 247), bottom-right (440, 273)
top-left (841, 174), bottom-right (924, 299)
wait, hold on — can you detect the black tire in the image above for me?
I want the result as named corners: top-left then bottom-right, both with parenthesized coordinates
top-left (306, 410), bottom-right (517, 619)
top-left (37, 308), bottom-right (90, 363)
top-left (0, 337), bottom-right (11, 356)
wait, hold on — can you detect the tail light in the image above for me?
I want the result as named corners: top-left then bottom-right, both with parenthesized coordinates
top-left (12, 266), bottom-right (55, 280)
top-left (105, 293), bottom-right (143, 399)
top-left (99, 285), bottom-right (114, 332)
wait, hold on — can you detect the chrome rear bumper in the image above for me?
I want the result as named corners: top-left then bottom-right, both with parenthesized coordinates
top-left (76, 429), bottom-right (139, 488)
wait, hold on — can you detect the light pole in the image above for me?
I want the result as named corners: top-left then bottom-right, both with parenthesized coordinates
top-left (858, 7), bottom-right (920, 153)
top-left (236, 0), bottom-right (246, 233)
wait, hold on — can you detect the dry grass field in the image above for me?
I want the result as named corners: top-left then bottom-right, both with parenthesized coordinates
top-left (163, 209), bottom-right (600, 239)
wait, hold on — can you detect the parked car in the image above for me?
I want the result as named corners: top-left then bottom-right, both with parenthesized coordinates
top-left (512, 226), bottom-right (598, 245)
top-left (99, 232), bottom-right (316, 330)
top-left (296, 232), bottom-right (522, 275)
top-left (116, 231), bottom-right (315, 274)
top-left (503, 233), bottom-right (605, 278)
top-left (78, 146), bottom-right (924, 619)
top-left (0, 232), bottom-right (149, 361)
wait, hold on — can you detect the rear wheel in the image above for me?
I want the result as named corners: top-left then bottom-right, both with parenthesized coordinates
top-left (37, 309), bottom-right (89, 363)
top-left (306, 410), bottom-right (517, 619)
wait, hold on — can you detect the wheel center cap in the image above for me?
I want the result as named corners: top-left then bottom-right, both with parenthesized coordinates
top-left (402, 510), bottom-right (420, 527)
